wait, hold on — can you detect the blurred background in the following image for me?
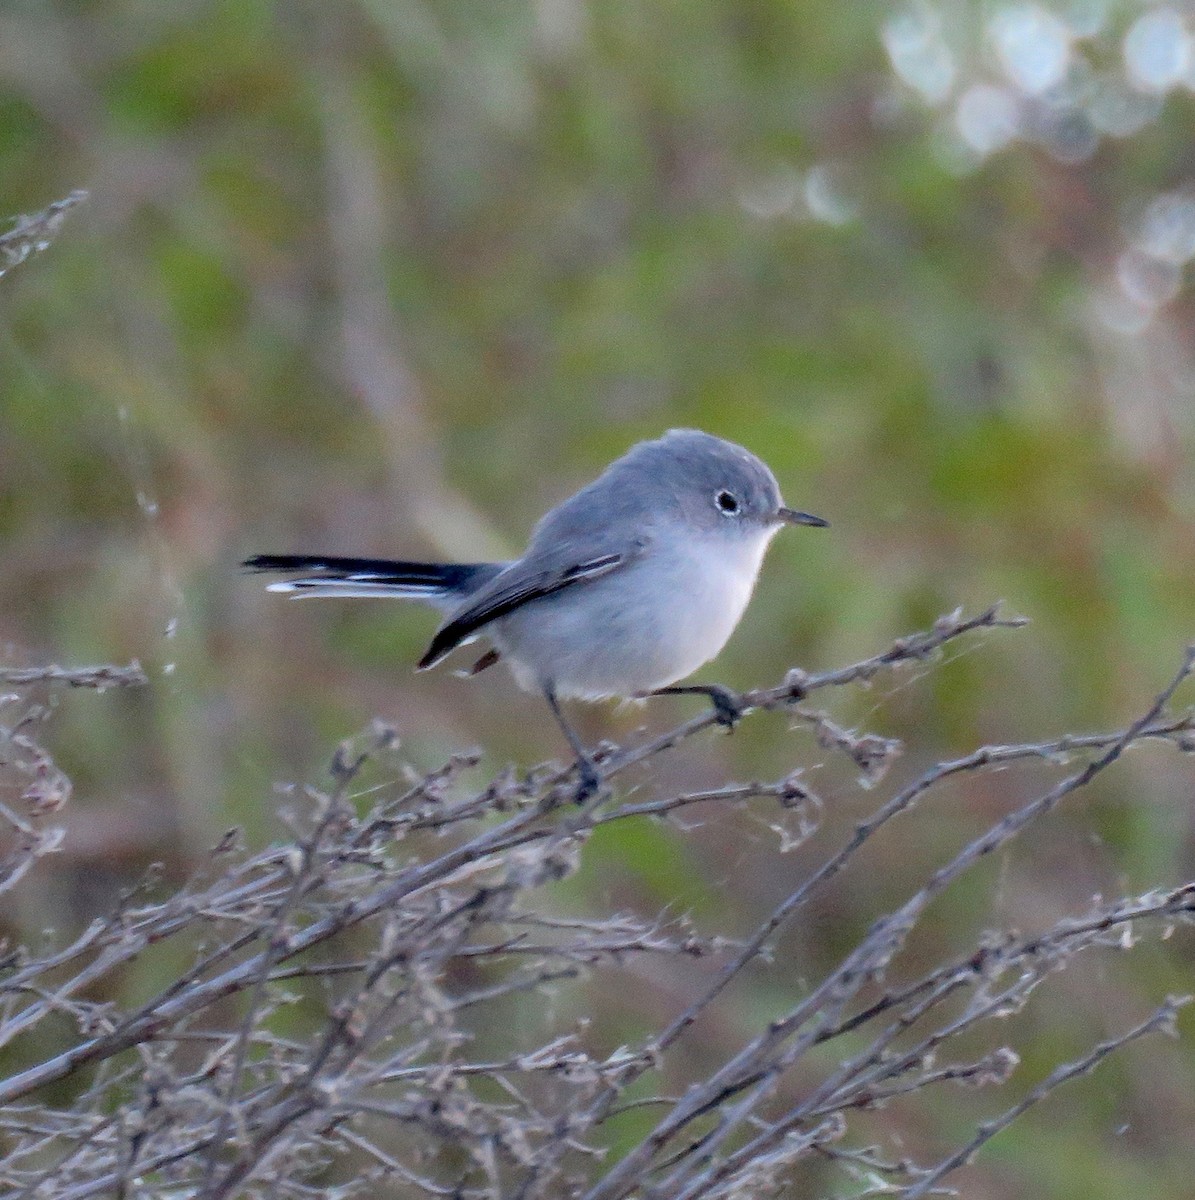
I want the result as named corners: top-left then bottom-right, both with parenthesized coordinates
top-left (4, 0), bottom-right (1195, 1195)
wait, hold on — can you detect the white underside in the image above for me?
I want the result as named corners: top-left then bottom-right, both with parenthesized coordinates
top-left (493, 528), bottom-right (776, 700)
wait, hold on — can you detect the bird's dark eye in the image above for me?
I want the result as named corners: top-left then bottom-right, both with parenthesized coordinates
top-left (715, 490), bottom-right (740, 515)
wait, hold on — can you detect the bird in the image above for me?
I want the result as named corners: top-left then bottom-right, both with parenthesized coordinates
top-left (244, 429), bottom-right (827, 798)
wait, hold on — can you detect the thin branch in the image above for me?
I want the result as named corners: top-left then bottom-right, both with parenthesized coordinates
top-left (0, 662), bottom-right (147, 689)
top-left (0, 190), bottom-right (88, 281)
top-left (900, 998), bottom-right (1190, 1199)
top-left (3, 610), bottom-right (1193, 1200)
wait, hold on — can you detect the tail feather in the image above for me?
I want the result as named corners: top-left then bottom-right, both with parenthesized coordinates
top-left (264, 580), bottom-right (445, 599)
top-left (243, 555), bottom-right (503, 605)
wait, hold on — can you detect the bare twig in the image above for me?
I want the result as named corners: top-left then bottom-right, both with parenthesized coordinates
top-left (0, 662), bottom-right (148, 689)
top-left (900, 998), bottom-right (1190, 1199)
top-left (2, 611), bottom-right (1192, 1200)
top-left (0, 190), bottom-right (88, 281)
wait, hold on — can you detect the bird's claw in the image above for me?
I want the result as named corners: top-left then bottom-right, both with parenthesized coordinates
top-left (706, 685), bottom-right (746, 730)
top-left (574, 757), bottom-right (603, 804)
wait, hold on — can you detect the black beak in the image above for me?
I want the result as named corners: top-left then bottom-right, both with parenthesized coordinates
top-left (777, 507), bottom-right (829, 528)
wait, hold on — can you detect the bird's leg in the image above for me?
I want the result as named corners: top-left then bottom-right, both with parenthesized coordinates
top-left (648, 683), bottom-right (746, 730)
top-left (543, 684), bottom-right (603, 802)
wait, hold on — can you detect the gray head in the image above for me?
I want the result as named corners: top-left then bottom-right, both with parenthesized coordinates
top-left (523, 428), bottom-right (827, 564)
top-left (630, 429), bottom-right (825, 533)
top-left (551, 429), bottom-right (827, 538)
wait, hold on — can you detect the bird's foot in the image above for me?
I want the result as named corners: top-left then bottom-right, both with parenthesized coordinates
top-left (648, 684), bottom-right (746, 730)
top-left (574, 755), bottom-right (603, 805)
top-left (704, 685), bottom-right (746, 730)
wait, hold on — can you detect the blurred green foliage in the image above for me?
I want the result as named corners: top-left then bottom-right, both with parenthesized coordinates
top-left (4, 0), bottom-right (1195, 1194)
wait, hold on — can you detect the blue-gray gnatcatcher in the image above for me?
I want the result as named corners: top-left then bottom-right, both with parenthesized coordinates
top-left (244, 429), bottom-right (827, 797)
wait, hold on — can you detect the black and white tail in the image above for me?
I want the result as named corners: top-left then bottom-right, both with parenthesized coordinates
top-left (242, 555), bottom-right (502, 606)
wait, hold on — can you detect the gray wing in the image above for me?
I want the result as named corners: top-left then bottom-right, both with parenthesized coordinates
top-left (416, 536), bottom-right (648, 670)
